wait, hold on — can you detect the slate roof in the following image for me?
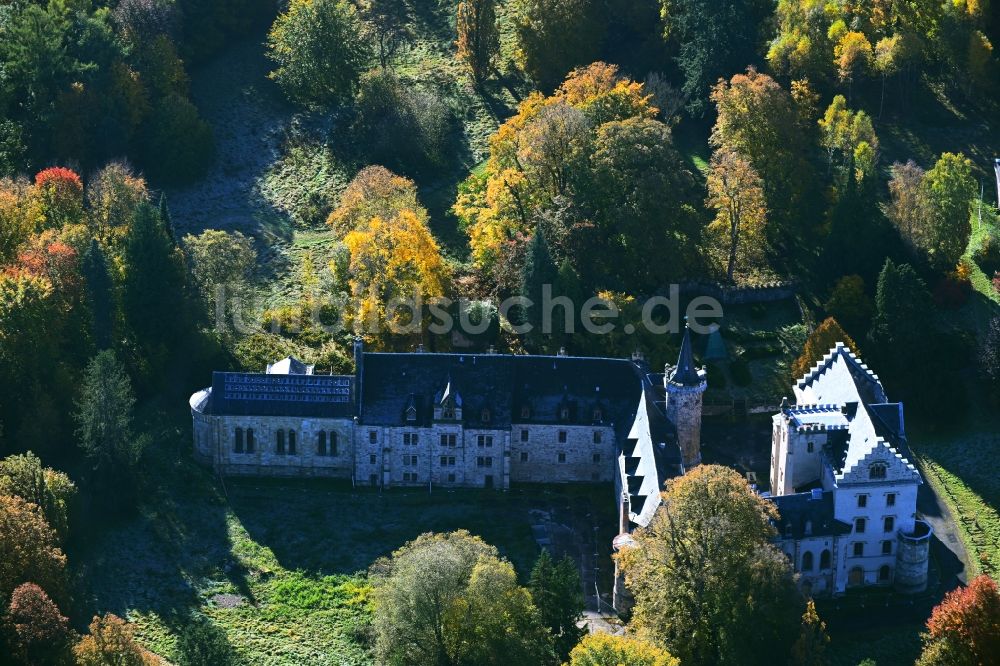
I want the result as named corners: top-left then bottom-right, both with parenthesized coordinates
top-left (208, 371), bottom-right (355, 418)
top-left (358, 352), bottom-right (643, 435)
top-left (668, 325), bottom-right (702, 386)
top-left (772, 490), bottom-right (852, 540)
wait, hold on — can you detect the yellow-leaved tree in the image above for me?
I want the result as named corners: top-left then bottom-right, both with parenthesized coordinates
top-left (343, 210), bottom-right (448, 344)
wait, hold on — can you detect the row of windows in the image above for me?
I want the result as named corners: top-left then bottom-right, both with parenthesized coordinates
top-left (235, 428), bottom-right (340, 456)
top-left (854, 516), bottom-right (895, 534)
top-left (370, 452), bottom-right (604, 466)
top-left (520, 430), bottom-right (603, 444)
top-left (800, 549), bottom-right (832, 572)
top-left (857, 493), bottom-right (896, 508)
top-left (851, 540), bottom-right (895, 557)
top-left (846, 565), bottom-right (893, 585)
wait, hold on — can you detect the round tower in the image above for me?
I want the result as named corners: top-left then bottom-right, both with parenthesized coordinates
top-left (665, 323), bottom-right (708, 469)
top-left (895, 519), bottom-right (932, 594)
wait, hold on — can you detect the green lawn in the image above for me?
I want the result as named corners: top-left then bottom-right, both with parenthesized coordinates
top-left (74, 438), bottom-right (615, 664)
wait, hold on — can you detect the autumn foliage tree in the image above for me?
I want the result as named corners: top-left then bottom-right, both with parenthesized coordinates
top-left (792, 317), bottom-right (859, 380)
top-left (3, 582), bottom-right (75, 665)
top-left (568, 633), bottom-right (679, 666)
top-left (705, 148), bottom-right (768, 283)
top-left (0, 452), bottom-right (76, 543)
top-left (917, 575), bottom-right (1000, 665)
top-left (74, 614), bottom-right (157, 666)
top-left (457, 0), bottom-right (500, 83)
top-left (0, 494), bottom-right (66, 604)
top-left (619, 465), bottom-right (802, 666)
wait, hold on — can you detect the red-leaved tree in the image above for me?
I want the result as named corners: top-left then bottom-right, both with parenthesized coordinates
top-left (3, 582), bottom-right (74, 665)
top-left (918, 575), bottom-right (1000, 665)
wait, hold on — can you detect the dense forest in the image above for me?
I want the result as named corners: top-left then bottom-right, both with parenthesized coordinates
top-left (1, 0), bottom-right (999, 663)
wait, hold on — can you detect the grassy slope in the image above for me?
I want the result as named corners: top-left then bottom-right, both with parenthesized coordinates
top-left (77, 434), bottom-right (601, 663)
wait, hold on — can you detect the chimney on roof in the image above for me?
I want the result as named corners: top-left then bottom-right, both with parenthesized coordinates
top-left (487, 345), bottom-right (496, 354)
top-left (558, 347), bottom-right (567, 357)
top-left (416, 344), bottom-right (425, 353)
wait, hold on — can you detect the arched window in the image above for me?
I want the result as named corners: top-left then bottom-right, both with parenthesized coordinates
top-left (330, 432), bottom-right (338, 456)
top-left (235, 427), bottom-right (244, 453)
top-left (288, 430), bottom-right (297, 455)
top-left (820, 549), bottom-right (831, 570)
top-left (246, 428), bottom-right (255, 453)
top-left (869, 463), bottom-right (887, 480)
top-left (276, 429), bottom-right (285, 454)
top-left (879, 565), bottom-right (891, 582)
top-left (318, 431), bottom-right (327, 456)
top-left (802, 551), bottom-right (814, 571)
top-left (848, 567), bottom-right (864, 587)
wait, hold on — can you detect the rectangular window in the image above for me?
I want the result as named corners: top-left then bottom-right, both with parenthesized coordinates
top-left (369, 431), bottom-right (377, 444)
top-left (369, 454), bottom-right (377, 465)
top-left (855, 518), bottom-right (866, 533)
top-left (403, 433), bottom-right (412, 446)
top-left (485, 457), bottom-right (493, 467)
top-left (485, 436), bottom-right (493, 447)
top-left (447, 473), bottom-right (456, 483)
top-left (477, 456), bottom-right (485, 468)
top-left (521, 429), bottom-right (529, 442)
top-left (558, 431), bottom-right (567, 443)
top-left (593, 453), bottom-right (601, 464)
top-left (857, 494), bottom-right (867, 508)
top-left (440, 456), bottom-right (448, 467)
top-left (886, 493), bottom-right (896, 507)
top-left (520, 452), bottom-right (528, 462)
top-left (558, 452), bottom-right (566, 463)
top-left (807, 441), bottom-right (814, 453)
top-left (593, 431), bottom-right (602, 444)
top-left (439, 434), bottom-right (456, 447)
top-left (884, 516), bottom-right (895, 532)
top-left (853, 543), bottom-right (864, 557)
top-left (477, 435), bottom-right (485, 447)
top-left (882, 540), bottom-right (893, 555)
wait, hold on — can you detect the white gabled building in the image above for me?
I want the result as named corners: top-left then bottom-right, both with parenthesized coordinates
top-left (768, 343), bottom-right (932, 596)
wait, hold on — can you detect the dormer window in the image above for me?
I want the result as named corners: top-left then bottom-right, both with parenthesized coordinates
top-left (869, 463), bottom-right (887, 480)
top-left (481, 408), bottom-right (491, 423)
top-left (559, 406), bottom-right (570, 421)
top-left (520, 405), bottom-right (531, 419)
top-left (593, 407), bottom-right (603, 422)
top-left (405, 406), bottom-right (417, 422)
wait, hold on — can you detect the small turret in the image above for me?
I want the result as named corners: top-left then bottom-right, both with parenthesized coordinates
top-left (665, 323), bottom-right (707, 469)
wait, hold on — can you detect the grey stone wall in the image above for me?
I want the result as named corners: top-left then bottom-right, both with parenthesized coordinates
top-left (665, 383), bottom-right (706, 468)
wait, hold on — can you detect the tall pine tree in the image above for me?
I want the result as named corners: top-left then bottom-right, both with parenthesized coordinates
top-left (519, 228), bottom-right (557, 350)
top-left (528, 549), bottom-right (585, 661)
top-left (81, 239), bottom-right (114, 350)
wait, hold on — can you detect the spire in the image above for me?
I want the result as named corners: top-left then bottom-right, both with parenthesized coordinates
top-left (670, 320), bottom-right (702, 386)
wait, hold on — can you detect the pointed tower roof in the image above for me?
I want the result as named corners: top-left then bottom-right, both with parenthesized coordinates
top-left (669, 323), bottom-right (702, 386)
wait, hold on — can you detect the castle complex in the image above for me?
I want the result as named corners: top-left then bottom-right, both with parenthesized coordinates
top-left (190, 332), bottom-right (929, 599)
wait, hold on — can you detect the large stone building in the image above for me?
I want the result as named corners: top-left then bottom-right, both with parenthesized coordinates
top-left (768, 343), bottom-right (931, 595)
top-left (190, 333), bottom-right (928, 598)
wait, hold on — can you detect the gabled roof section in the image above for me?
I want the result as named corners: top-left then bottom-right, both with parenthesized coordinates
top-left (771, 491), bottom-right (852, 540)
top-left (796, 343), bottom-right (886, 405)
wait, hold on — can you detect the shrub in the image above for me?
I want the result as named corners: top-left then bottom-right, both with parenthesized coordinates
top-left (706, 362), bottom-right (727, 389)
top-left (142, 94), bottom-right (214, 184)
top-left (975, 230), bottom-right (1000, 275)
top-left (74, 614), bottom-right (157, 666)
top-left (352, 70), bottom-right (453, 175)
top-left (932, 272), bottom-right (972, 310)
